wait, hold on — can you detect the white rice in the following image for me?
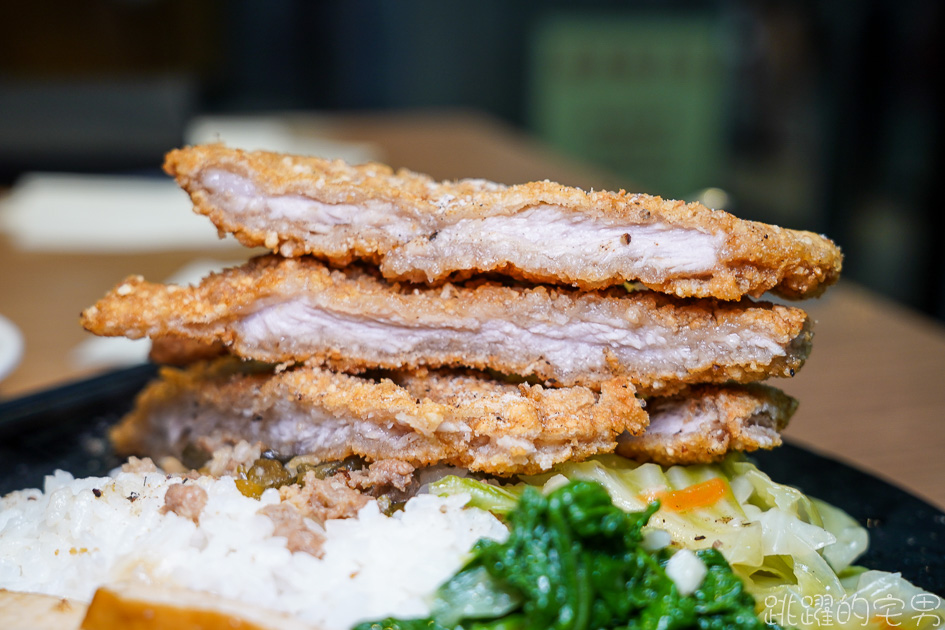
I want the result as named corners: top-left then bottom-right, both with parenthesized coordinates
top-left (0, 469), bottom-right (508, 630)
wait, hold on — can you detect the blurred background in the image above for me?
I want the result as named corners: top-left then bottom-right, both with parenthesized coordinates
top-left (1, 0), bottom-right (942, 319)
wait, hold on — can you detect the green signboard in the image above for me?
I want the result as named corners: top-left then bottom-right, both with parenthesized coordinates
top-left (529, 13), bottom-right (728, 199)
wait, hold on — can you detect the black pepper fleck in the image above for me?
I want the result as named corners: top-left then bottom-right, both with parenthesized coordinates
top-left (127, 492), bottom-right (139, 502)
top-left (621, 233), bottom-right (631, 245)
top-left (92, 488), bottom-right (102, 498)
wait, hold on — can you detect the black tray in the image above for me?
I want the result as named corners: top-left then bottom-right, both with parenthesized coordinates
top-left (1, 364), bottom-right (943, 595)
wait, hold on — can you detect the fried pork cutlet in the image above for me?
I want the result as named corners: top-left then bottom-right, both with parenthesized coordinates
top-left (110, 359), bottom-right (647, 476)
top-left (81, 255), bottom-right (812, 394)
top-left (164, 145), bottom-right (842, 301)
top-left (149, 334), bottom-right (226, 366)
top-left (616, 384), bottom-right (797, 465)
top-left (111, 360), bottom-right (792, 475)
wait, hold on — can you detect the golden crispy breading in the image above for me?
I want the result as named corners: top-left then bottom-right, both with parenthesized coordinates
top-left (165, 144), bottom-right (842, 300)
top-left (81, 256), bottom-right (812, 394)
top-left (149, 334), bottom-right (227, 366)
top-left (110, 359), bottom-right (647, 476)
top-left (616, 384), bottom-right (797, 465)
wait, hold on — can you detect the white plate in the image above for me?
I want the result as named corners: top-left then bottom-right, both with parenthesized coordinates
top-left (0, 314), bottom-right (24, 384)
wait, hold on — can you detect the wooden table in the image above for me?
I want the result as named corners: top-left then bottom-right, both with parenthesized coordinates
top-left (1, 110), bottom-right (943, 510)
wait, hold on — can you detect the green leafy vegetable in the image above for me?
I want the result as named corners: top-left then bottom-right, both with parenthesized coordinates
top-left (426, 455), bottom-right (945, 630)
top-left (354, 481), bottom-right (775, 630)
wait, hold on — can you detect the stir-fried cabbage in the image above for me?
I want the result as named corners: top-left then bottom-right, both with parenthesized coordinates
top-left (430, 455), bottom-right (944, 630)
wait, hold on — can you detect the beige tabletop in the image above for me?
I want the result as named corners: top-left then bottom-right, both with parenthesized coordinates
top-left (1, 110), bottom-right (943, 510)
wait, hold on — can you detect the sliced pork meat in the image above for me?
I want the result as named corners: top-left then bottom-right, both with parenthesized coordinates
top-left (109, 359), bottom-right (647, 476)
top-left (164, 145), bottom-right (842, 301)
top-left (616, 384), bottom-right (797, 465)
top-left (81, 255), bottom-right (812, 394)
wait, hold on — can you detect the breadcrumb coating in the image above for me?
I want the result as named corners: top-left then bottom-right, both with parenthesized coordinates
top-left (616, 384), bottom-right (797, 465)
top-left (81, 255), bottom-right (812, 394)
top-left (164, 144), bottom-right (842, 300)
top-left (110, 359), bottom-right (647, 476)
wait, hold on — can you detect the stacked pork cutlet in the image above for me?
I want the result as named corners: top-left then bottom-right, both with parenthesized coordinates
top-left (81, 145), bottom-right (841, 476)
